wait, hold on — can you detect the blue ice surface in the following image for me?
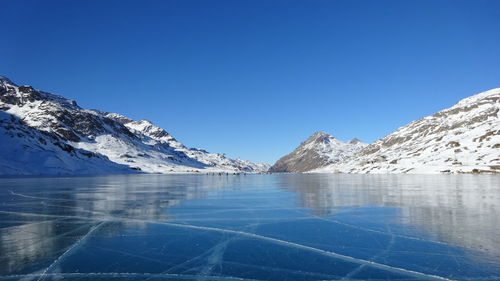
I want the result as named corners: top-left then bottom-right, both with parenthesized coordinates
top-left (0, 173), bottom-right (499, 280)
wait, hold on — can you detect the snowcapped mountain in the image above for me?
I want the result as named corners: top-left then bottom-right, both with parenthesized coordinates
top-left (269, 132), bottom-right (367, 173)
top-left (0, 76), bottom-right (269, 175)
top-left (3, 76), bottom-right (497, 175)
top-left (316, 88), bottom-right (500, 174)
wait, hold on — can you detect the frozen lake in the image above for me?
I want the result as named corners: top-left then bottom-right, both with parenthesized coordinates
top-left (0, 174), bottom-right (499, 281)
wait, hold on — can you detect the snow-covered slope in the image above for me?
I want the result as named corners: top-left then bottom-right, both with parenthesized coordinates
top-left (0, 110), bottom-right (133, 175)
top-left (0, 76), bottom-right (268, 175)
top-left (269, 132), bottom-right (367, 173)
top-left (317, 88), bottom-right (500, 174)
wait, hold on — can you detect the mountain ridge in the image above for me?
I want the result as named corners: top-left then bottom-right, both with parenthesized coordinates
top-left (2, 76), bottom-right (498, 175)
top-left (0, 77), bottom-right (269, 175)
top-left (312, 87), bottom-right (500, 174)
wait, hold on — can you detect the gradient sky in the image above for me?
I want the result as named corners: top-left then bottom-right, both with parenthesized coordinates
top-left (1, 0), bottom-right (500, 164)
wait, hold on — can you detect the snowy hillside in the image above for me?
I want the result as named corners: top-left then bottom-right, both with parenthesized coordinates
top-left (269, 132), bottom-right (367, 172)
top-left (0, 76), bottom-right (269, 175)
top-left (316, 88), bottom-right (500, 174)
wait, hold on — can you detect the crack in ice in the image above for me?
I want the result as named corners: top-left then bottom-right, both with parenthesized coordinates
top-left (145, 221), bottom-right (455, 281)
top-left (36, 222), bottom-right (105, 281)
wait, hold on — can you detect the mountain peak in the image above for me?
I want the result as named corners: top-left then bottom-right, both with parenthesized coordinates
top-left (137, 119), bottom-right (153, 124)
top-left (104, 113), bottom-right (133, 124)
top-left (310, 131), bottom-right (331, 137)
top-left (306, 132), bottom-right (334, 143)
top-left (269, 132), bottom-right (367, 173)
top-left (454, 87), bottom-right (500, 108)
top-left (0, 76), bottom-right (16, 86)
top-left (349, 138), bottom-right (361, 144)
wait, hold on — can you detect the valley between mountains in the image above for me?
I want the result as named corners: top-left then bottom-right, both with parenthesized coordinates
top-left (1, 76), bottom-right (499, 175)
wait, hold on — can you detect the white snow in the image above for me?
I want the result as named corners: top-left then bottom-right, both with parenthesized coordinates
top-left (312, 88), bottom-right (500, 174)
top-left (3, 76), bottom-right (497, 175)
top-left (0, 78), bottom-right (269, 175)
top-left (302, 134), bottom-right (368, 164)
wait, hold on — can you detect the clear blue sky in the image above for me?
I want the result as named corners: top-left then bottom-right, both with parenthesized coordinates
top-left (1, 0), bottom-right (499, 164)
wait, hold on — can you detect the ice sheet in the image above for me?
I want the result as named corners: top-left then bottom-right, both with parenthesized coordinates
top-left (0, 174), bottom-right (499, 280)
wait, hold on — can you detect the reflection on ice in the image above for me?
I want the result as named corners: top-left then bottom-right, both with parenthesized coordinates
top-left (0, 174), bottom-right (499, 280)
top-left (282, 174), bottom-right (500, 258)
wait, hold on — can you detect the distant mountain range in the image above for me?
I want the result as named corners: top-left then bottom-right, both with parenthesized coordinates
top-left (0, 77), bottom-right (269, 175)
top-left (1, 76), bottom-right (498, 175)
top-left (272, 88), bottom-right (500, 174)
